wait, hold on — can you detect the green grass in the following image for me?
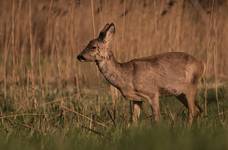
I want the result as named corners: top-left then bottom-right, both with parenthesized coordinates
top-left (0, 124), bottom-right (228, 150)
top-left (0, 84), bottom-right (227, 150)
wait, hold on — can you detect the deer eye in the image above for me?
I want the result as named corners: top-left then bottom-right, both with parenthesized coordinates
top-left (92, 46), bottom-right (97, 49)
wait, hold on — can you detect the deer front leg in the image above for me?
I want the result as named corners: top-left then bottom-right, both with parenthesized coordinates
top-left (132, 101), bottom-right (142, 124)
top-left (149, 92), bottom-right (160, 122)
top-left (137, 91), bottom-right (160, 123)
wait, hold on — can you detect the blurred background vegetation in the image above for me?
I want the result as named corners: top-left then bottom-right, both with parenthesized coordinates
top-left (0, 0), bottom-right (228, 149)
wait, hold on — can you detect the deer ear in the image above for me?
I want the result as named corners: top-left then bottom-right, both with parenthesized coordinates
top-left (99, 23), bottom-right (115, 43)
top-left (100, 23), bottom-right (110, 33)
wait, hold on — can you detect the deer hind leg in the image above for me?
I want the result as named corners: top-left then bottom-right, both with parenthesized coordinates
top-left (176, 93), bottom-right (188, 108)
top-left (176, 92), bottom-right (203, 124)
top-left (132, 101), bottom-right (142, 124)
top-left (185, 86), bottom-right (202, 126)
top-left (195, 101), bottom-right (203, 116)
top-left (186, 92), bottom-right (195, 126)
top-left (176, 93), bottom-right (202, 116)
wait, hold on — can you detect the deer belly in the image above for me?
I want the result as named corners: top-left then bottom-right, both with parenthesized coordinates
top-left (160, 84), bottom-right (184, 96)
top-left (120, 89), bottom-right (142, 101)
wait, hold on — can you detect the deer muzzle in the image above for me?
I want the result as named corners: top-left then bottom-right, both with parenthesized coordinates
top-left (77, 54), bottom-right (86, 62)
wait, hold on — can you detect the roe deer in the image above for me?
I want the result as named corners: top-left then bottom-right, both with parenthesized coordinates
top-left (77, 23), bottom-right (204, 126)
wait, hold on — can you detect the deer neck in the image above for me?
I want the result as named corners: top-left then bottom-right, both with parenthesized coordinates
top-left (96, 51), bottom-right (124, 88)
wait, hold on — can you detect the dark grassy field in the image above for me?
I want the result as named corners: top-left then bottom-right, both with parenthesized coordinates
top-left (0, 85), bottom-right (227, 150)
top-left (1, 125), bottom-right (228, 150)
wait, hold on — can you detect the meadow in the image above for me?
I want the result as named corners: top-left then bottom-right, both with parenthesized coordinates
top-left (0, 0), bottom-right (228, 149)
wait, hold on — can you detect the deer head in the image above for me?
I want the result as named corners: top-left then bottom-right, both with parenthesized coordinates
top-left (77, 23), bottom-right (115, 62)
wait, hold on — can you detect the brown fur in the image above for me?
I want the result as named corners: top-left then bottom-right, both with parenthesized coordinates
top-left (77, 23), bottom-right (204, 126)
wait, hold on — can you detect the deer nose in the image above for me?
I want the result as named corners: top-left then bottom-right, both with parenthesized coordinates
top-left (77, 54), bottom-right (86, 61)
